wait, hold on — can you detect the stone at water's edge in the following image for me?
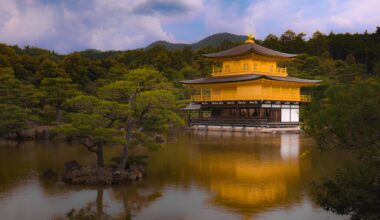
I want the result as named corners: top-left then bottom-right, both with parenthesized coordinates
top-left (64, 160), bottom-right (81, 171)
top-left (62, 161), bottom-right (146, 185)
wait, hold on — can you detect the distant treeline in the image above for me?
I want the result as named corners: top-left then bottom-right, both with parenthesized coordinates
top-left (0, 28), bottom-right (379, 90)
top-left (0, 28), bottom-right (378, 126)
top-left (261, 28), bottom-right (380, 74)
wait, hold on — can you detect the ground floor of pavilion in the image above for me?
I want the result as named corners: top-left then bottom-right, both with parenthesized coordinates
top-left (184, 100), bottom-right (302, 128)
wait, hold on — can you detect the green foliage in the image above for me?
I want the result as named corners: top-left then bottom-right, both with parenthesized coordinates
top-left (58, 113), bottom-right (125, 145)
top-left (63, 53), bottom-right (91, 87)
top-left (40, 77), bottom-right (80, 122)
top-left (281, 54), bottom-right (366, 83)
top-left (303, 79), bottom-right (380, 150)
top-left (0, 104), bottom-right (30, 136)
top-left (58, 95), bottom-right (128, 145)
top-left (0, 68), bottom-right (40, 108)
top-left (98, 68), bottom-right (184, 134)
top-left (64, 95), bottom-right (130, 122)
top-left (55, 95), bottom-right (128, 166)
top-left (312, 149), bottom-right (380, 220)
top-left (40, 77), bottom-right (79, 107)
top-left (35, 59), bottom-right (66, 82)
top-left (305, 79), bottom-right (380, 219)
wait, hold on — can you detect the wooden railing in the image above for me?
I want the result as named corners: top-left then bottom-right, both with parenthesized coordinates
top-left (191, 94), bottom-right (311, 102)
top-left (190, 118), bottom-right (269, 126)
top-left (300, 95), bottom-right (311, 102)
top-left (212, 67), bottom-right (287, 77)
top-left (191, 95), bottom-right (211, 101)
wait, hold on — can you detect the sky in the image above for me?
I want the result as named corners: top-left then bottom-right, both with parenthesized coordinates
top-left (0, 0), bottom-right (379, 53)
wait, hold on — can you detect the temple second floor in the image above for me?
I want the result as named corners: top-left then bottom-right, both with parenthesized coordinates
top-left (181, 74), bottom-right (320, 102)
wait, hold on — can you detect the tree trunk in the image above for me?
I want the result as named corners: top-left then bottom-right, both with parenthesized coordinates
top-left (96, 188), bottom-right (104, 218)
top-left (119, 120), bottom-right (132, 169)
top-left (55, 106), bottom-right (62, 123)
top-left (96, 145), bottom-right (105, 167)
top-left (15, 131), bottom-right (24, 140)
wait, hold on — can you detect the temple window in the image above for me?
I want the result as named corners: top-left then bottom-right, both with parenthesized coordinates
top-left (243, 63), bottom-right (249, 71)
top-left (253, 63), bottom-right (258, 71)
top-left (225, 65), bottom-right (230, 72)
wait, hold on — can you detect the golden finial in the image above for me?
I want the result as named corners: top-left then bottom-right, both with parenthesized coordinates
top-left (245, 33), bottom-right (255, 43)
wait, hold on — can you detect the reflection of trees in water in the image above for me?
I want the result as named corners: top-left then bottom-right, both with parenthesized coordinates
top-left (111, 185), bottom-right (162, 219)
top-left (0, 140), bottom-right (121, 195)
top-left (55, 188), bottom-right (111, 220)
top-left (55, 186), bottom-right (162, 220)
top-left (0, 133), bottom-right (351, 219)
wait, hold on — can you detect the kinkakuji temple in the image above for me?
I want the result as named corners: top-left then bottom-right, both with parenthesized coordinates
top-left (182, 34), bottom-right (320, 128)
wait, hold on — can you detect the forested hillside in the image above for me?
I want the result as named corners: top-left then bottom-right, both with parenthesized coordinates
top-left (0, 28), bottom-right (379, 136)
top-left (147, 32), bottom-right (246, 50)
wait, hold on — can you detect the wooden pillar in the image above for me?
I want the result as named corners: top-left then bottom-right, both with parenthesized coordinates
top-left (200, 88), bottom-right (203, 101)
top-left (187, 111), bottom-right (191, 126)
top-left (236, 104), bottom-right (239, 119)
top-left (259, 107), bottom-right (264, 119)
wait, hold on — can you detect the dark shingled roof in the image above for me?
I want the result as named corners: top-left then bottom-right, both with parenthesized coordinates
top-left (203, 43), bottom-right (297, 59)
top-left (181, 74), bottom-right (321, 85)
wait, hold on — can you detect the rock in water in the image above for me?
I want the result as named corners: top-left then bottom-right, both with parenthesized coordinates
top-left (62, 161), bottom-right (146, 185)
top-left (63, 166), bottom-right (113, 185)
top-left (41, 169), bottom-right (57, 179)
top-left (64, 160), bottom-right (81, 172)
top-left (155, 134), bottom-right (166, 143)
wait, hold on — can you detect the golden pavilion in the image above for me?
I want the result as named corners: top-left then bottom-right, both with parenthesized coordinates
top-left (181, 34), bottom-right (320, 127)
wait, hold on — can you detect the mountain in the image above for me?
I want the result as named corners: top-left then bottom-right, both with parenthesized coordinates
top-left (147, 33), bottom-right (246, 50)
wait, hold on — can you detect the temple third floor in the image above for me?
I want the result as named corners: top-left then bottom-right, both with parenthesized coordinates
top-left (212, 59), bottom-right (287, 77)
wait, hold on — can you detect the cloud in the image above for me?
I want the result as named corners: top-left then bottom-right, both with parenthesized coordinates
top-left (0, 0), bottom-right (378, 53)
top-left (293, 0), bottom-right (380, 35)
top-left (201, 0), bottom-right (380, 39)
top-left (0, 0), bottom-right (201, 53)
top-left (134, 0), bottom-right (201, 16)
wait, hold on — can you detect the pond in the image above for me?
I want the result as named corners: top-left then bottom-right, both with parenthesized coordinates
top-left (0, 131), bottom-right (349, 220)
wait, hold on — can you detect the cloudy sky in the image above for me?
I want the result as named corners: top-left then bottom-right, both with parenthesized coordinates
top-left (0, 0), bottom-right (379, 53)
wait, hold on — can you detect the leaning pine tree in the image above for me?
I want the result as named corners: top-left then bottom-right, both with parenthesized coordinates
top-left (98, 68), bottom-right (184, 169)
top-left (56, 95), bottom-right (129, 167)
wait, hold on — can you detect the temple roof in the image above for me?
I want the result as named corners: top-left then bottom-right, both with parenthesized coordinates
top-left (202, 43), bottom-right (296, 59)
top-left (182, 103), bottom-right (201, 111)
top-left (181, 74), bottom-right (321, 85)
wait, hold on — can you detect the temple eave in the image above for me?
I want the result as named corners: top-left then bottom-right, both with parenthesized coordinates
top-left (181, 74), bottom-right (321, 86)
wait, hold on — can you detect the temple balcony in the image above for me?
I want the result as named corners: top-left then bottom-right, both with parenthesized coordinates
top-left (191, 94), bottom-right (311, 102)
top-left (211, 66), bottom-right (287, 77)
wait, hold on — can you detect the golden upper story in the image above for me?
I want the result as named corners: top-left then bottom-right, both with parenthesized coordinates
top-left (181, 34), bottom-right (320, 102)
top-left (203, 34), bottom-right (296, 78)
top-left (211, 54), bottom-right (288, 77)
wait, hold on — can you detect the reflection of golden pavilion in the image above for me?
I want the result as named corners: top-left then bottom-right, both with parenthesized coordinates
top-left (195, 134), bottom-right (301, 218)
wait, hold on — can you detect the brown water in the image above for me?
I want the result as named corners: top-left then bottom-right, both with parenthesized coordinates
top-left (0, 131), bottom-right (349, 220)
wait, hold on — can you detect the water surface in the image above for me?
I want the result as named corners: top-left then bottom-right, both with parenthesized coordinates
top-left (0, 132), bottom-right (349, 220)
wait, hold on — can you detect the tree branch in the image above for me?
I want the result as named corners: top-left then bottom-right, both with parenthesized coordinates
top-left (105, 118), bottom-right (115, 128)
top-left (137, 105), bottom-right (151, 124)
top-left (81, 136), bottom-right (99, 153)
